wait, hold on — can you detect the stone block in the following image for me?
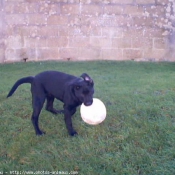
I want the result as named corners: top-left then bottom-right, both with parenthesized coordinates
top-left (123, 5), bottom-right (144, 16)
top-left (39, 2), bottom-right (59, 15)
top-left (27, 14), bottom-right (47, 25)
top-left (103, 16), bottom-right (133, 27)
top-left (24, 37), bottom-right (36, 48)
top-left (5, 26), bottom-right (14, 36)
top-left (35, 38), bottom-right (47, 48)
top-left (102, 27), bottom-right (123, 38)
top-left (15, 48), bottom-right (37, 61)
top-left (156, 0), bottom-right (169, 5)
top-left (81, 0), bottom-right (119, 4)
top-left (143, 48), bottom-right (166, 60)
top-left (80, 0), bottom-right (102, 4)
top-left (123, 49), bottom-right (143, 60)
top-left (90, 37), bottom-right (111, 48)
top-left (80, 16), bottom-right (102, 26)
top-left (143, 28), bottom-right (165, 38)
top-left (68, 26), bottom-right (101, 36)
top-left (101, 49), bottom-right (123, 60)
top-left (4, 2), bottom-right (15, 14)
top-left (60, 4), bottom-right (80, 15)
top-left (6, 0), bottom-right (24, 2)
top-left (154, 16), bottom-right (169, 29)
top-left (132, 37), bottom-right (153, 49)
top-left (5, 49), bottom-right (18, 62)
top-left (154, 38), bottom-right (167, 49)
top-left (0, 48), bottom-right (5, 63)
top-left (6, 14), bottom-right (27, 25)
top-left (68, 15), bottom-right (81, 26)
top-left (58, 26), bottom-right (69, 36)
top-left (136, 0), bottom-right (155, 4)
top-left (79, 47), bottom-right (101, 60)
top-left (0, 39), bottom-right (4, 48)
top-left (110, 0), bottom-right (133, 4)
top-left (69, 36), bottom-right (90, 47)
top-left (123, 28), bottom-right (144, 40)
top-left (60, 48), bottom-right (80, 60)
top-left (112, 38), bottom-right (132, 48)
top-left (14, 2), bottom-right (38, 14)
top-left (81, 5), bottom-right (103, 16)
top-left (103, 5), bottom-right (123, 16)
top-left (133, 16), bottom-right (154, 27)
top-left (15, 26), bottom-right (37, 37)
top-left (47, 15), bottom-right (68, 25)
top-left (68, 26), bottom-right (82, 36)
top-left (80, 26), bottom-right (101, 36)
top-left (38, 26), bottom-right (59, 37)
top-left (47, 37), bottom-right (68, 47)
top-left (37, 48), bottom-right (59, 60)
top-left (67, 0), bottom-right (79, 3)
top-left (28, 26), bottom-right (38, 38)
top-left (144, 5), bottom-right (166, 17)
top-left (6, 35), bottom-right (23, 49)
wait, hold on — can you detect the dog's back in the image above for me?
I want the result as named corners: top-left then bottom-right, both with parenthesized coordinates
top-left (7, 71), bottom-right (80, 100)
top-left (33, 71), bottom-right (80, 100)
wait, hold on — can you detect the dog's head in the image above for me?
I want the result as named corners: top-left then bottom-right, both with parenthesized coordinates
top-left (72, 73), bottom-right (94, 106)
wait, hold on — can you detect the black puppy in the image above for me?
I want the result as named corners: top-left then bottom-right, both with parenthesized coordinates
top-left (7, 71), bottom-right (94, 136)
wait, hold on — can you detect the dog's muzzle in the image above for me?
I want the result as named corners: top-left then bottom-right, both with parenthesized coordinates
top-left (84, 99), bottom-right (93, 106)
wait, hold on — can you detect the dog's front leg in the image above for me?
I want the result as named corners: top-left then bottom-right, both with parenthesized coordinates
top-left (64, 107), bottom-right (77, 136)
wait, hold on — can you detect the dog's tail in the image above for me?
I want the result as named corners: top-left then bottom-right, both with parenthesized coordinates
top-left (7, 76), bottom-right (34, 98)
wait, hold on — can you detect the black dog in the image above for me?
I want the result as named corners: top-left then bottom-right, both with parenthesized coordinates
top-left (7, 71), bottom-right (94, 136)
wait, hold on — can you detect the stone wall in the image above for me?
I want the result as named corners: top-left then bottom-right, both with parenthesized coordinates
top-left (0, 0), bottom-right (175, 63)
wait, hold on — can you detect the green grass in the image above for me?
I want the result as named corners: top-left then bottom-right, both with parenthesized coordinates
top-left (1, 61), bottom-right (175, 175)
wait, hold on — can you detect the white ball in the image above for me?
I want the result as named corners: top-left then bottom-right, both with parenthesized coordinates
top-left (80, 98), bottom-right (106, 125)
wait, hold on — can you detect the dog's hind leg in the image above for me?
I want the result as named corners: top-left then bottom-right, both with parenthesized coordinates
top-left (45, 95), bottom-right (64, 114)
top-left (31, 95), bottom-right (46, 135)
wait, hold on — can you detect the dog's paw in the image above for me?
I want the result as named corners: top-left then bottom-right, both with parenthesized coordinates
top-left (36, 130), bottom-right (46, 136)
top-left (69, 131), bottom-right (78, 136)
top-left (56, 110), bottom-right (64, 114)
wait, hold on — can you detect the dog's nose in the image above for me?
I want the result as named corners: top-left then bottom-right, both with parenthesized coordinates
top-left (84, 100), bottom-right (93, 106)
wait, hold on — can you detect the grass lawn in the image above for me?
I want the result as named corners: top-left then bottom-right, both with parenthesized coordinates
top-left (0, 61), bottom-right (175, 175)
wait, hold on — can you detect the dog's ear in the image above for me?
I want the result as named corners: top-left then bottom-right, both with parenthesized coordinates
top-left (80, 73), bottom-right (93, 84)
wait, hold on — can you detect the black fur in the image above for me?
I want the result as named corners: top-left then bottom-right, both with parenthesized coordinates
top-left (7, 71), bottom-right (94, 136)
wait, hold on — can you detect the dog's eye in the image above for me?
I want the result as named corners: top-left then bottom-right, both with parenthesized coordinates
top-left (88, 82), bottom-right (93, 87)
top-left (76, 86), bottom-right (80, 90)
